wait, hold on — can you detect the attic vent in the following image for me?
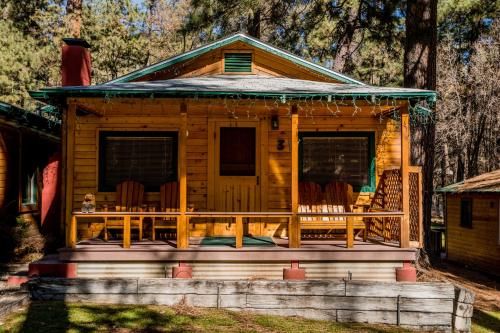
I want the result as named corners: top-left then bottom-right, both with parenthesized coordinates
top-left (224, 53), bottom-right (252, 73)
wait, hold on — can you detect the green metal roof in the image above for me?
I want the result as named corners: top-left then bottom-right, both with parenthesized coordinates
top-left (105, 33), bottom-right (365, 85)
top-left (0, 102), bottom-right (61, 136)
top-left (30, 75), bottom-right (437, 104)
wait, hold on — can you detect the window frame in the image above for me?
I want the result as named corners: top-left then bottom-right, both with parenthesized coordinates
top-left (459, 197), bottom-right (473, 229)
top-left (98, 130), bottom-right (178, 192)
top-left (298, 131), bottom-right (376, 192)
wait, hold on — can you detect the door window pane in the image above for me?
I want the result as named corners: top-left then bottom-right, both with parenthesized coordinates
top-left (220, 127), bottom-right (256, 176)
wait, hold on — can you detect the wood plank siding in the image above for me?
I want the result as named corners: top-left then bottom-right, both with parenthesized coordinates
top-left (446, 193), bottom-right (500, 275)
top-left (131, 41), bottom-right (340, 83)
top-left (69, 97), bottom-right (403, 238)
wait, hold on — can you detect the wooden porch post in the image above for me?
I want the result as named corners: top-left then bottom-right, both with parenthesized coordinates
top-left (400, 103), bottom-right (410, 248)
top-left (64, 103), bottom-right (76, 247)
top-left (177, 105), bottom-right (189, 248)
top-left (289, 105), bottom-right (301, 248)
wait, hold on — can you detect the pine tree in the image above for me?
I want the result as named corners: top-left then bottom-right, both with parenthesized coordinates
top-left (404, 0), bottom-right (438, 252)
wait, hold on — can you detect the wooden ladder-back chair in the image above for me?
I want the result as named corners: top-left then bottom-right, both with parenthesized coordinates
top-left (300, 181), bottom-right (366, 236)
top-left (152, 181), bottom-right (179, 241)
top-left (298, 181), bottom-right (323, 226)
top-left (324, 182), bottom-right (366, 235)
top-left (104, 180), bottom-right (145, 241)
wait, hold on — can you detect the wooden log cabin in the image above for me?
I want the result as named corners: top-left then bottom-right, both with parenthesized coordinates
top-left (0, 102), bottom-right (60, 230)
top-left (437, 170), bottom-right (500, 277)
top-left (29, 34), bottom-right (435, 281)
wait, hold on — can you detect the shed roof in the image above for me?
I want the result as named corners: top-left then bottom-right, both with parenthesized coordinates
top-left (30, 75), bottom-right (436, 102)
top-left (437, 169), bottom-right (500, 193)
top-left (0, 102), bottom-right (61, 136)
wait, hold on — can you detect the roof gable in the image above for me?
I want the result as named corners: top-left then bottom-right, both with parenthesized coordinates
top-left (106, 33), bottom-right (365, 85)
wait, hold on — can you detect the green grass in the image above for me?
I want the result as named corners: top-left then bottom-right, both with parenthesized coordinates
top-left (472, 310), bottom-right (500, 333)
top-left (0, 301), bottom-right (415, 333)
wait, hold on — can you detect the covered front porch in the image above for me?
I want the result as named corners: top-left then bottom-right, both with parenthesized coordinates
top-left (59, 94), bottom-right (424, 255)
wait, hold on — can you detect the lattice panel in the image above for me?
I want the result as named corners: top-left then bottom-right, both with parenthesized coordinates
top-left (409, 172), bottom-right (421, 243)
top-left (367, 169), bottom-right (421, 245)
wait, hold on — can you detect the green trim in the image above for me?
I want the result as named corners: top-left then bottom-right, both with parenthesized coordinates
top-left (298, 131), bottom-right (376, 192)
top-left (30, 88), bottom-right (437, 102)
top-left (106, 33), bottom-right (364, 85)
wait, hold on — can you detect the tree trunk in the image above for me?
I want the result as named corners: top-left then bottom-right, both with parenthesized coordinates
top-left (333, 5), bottom-right (359, 73)
top-left (404, 0), bottom-right (437, 252)
top-left (66, 0), bottom-right (83, 38)
top-left (247, 9), bottom-right (261, 38)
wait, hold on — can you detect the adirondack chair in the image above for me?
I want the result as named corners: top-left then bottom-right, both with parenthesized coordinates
top-left (104, 180), bottom-right (145, 241)
top-left (298, 182), bottom-right (323, 224)
top-left (299, 181), bottom-right (366, 236)
top-left (324, 182), bottom-right (366, 236)
top-left (152, 181), bottom-right (179, 241)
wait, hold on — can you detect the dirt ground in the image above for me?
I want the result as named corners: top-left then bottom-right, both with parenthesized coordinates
top-left (418, 260), bottom-right (500, 312)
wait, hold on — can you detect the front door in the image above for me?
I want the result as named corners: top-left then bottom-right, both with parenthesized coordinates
top-left (209, 121), bottom-right (261, 236)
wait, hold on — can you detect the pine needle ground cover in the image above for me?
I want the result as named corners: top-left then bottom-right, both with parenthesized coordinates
top-left (0, 301), bottom-right (416, 333)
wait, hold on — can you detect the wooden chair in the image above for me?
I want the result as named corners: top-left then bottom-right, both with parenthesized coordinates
top-left (298, 182), bottom-right (323, 224)
top-left (324, 182), bottom-right (367, 236)
top-left (152, 181), bottom-right (179, 241)
top-left (104, 180), bottom-right (145, 241)
top-left (299, 181), bottom-right (366, 236)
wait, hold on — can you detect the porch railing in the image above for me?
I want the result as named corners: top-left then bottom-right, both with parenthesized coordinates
top-left (70, 210), bottom-right (406, 250)
top-left (367, 167), bottom-right (423, 247)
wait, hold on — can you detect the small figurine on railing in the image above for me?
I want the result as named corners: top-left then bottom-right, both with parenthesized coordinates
top-left (82, 193), bottom-right (96, 213)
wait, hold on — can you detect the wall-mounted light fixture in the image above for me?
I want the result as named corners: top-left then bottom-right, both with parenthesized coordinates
top-left (271, 115), bottom-right (279, 130)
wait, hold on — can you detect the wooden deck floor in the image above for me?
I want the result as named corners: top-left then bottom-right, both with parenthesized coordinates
top-left (59, 237), bottom-right (416, 262)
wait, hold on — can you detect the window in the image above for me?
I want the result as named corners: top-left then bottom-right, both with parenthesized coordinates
top-left (460, 198), bottom-right (473, 229)
top-left (219, 127), bottom-right (256, 176)
top-left (224, 53), bottom-right (252, 73)
top-left (22, 169), bottom-right (38, 205)
top-left (99, 131), bottom-right (177, 192)
top-left (299, 132), bottom-right (375, 192)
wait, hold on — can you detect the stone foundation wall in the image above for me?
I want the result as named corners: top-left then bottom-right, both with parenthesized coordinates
top-left (27, 278), bottom-right (474, 332)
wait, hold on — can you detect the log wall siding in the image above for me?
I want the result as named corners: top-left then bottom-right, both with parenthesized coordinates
top-left (70, 98), bottom-right (401, 237)
top-left (132, 41), bottom-right (339, 83)
top-left (446, 194), bottom-right (500, 276)
top-left (29, 278), bottom-right (474, 332)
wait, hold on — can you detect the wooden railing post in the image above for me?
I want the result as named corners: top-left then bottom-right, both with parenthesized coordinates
top-left (400, 103), bottom-right (410, 248)
top-left (289, 106), bottom-right (301, 248)
top-left (65, 103), bottom-right (76, 247)
top-left (235, 216), bottom-right (243, 248)
top-left (69, 215), bottom-right (77, 249)
top-left (346, 217), bottom-right (354, 248)
top-left (177, 106), bottom-right (189, 248)
top-left (123, 215), bottom-right (131, 248)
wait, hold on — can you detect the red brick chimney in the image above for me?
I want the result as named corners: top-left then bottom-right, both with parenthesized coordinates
top-left (61, 38), bottom-right (91, 86)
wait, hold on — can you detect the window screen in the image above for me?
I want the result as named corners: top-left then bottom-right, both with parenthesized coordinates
top-left (99, 131), bottom-right (177, 192)
top-left (300, 132), bottom-right (375, 191)
top-left (219, 127), bottom-right (256, 176)
top-left (460, 198), bottom-right (473, 228)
